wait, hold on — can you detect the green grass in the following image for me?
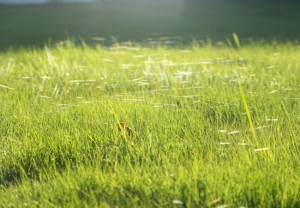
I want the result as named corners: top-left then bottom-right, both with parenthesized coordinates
top-left (0, 40), bottom-right (300, 207)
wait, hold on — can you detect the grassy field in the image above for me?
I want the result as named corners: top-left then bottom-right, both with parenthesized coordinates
top-left (1, 0), bottom-right (300, 49)
top-left (0, 38), bottom-right (299, 207)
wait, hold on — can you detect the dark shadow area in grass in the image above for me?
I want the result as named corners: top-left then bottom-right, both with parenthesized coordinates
top-left (0, 0), bottom-right (300, 50)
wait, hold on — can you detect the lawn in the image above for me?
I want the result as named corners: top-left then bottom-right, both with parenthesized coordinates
top-left (0, 38), bottom-right (299, 207)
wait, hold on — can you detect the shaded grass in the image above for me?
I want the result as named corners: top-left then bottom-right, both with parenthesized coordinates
top-left (1, 0), bottom-right (300, 49)
top-left (0, 41), bottom-right (300, 207)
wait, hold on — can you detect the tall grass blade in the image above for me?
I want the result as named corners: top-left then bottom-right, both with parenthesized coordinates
top-left (238, 81), bottom-right (258, 145)
top-left (233, 33), bottom-right (241, 49)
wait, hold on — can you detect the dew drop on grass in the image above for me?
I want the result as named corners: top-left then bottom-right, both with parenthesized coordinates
top-left (219, 142), bottom-right (231, 145)
top-left (254, 147), bottom-right (270, 152)
top-left (38, 95), bottom-right (52, 99)
top-left (227, 130), bottom-right (240, 135)
top-left (237, 143), bottom-right (248, 146)
top-left (172, 199), bottom-right (183, 205)
top-left (216, 205), bottom-right (230, 208)
top-left (254, 126), bottom-right (267, 130)
top-left (266, 118), bottom-right (279, 122)
top-left (269, 90), bottom-right (278, 94)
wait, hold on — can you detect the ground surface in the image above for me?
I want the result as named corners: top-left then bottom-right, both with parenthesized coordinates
top-left (0, 40), bottom-right (299, 207)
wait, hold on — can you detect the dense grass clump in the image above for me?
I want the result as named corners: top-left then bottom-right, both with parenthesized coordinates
top-left (0, 41), bottom-right (300, 207)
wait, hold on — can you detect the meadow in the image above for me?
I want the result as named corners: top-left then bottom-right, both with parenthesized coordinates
top-left (0, 38), bottom-right (299, 207)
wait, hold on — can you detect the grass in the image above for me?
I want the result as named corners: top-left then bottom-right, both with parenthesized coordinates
top-left (0, 39), bottom-right (300, 207)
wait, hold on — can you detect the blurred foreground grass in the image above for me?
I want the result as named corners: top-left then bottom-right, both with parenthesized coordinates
top-left (0, 40), bottom-right (300, 207)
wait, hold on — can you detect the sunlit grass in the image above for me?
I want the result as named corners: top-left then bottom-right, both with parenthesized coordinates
top-left (0, 41), bottom-right (300, 207)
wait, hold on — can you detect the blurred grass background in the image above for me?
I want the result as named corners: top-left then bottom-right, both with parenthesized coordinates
top-left (0, 0), bottom-right (300, 49)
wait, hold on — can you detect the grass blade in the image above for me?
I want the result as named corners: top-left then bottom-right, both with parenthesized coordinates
top-left (238, 81), bottom-right (258, 145)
